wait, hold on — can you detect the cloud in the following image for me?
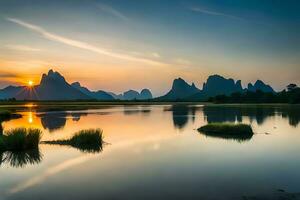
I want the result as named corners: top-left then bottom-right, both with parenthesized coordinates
top-left (97, 3), bottom-right (129, 22)
top-left (0, 70), bottom-right (20, 78)
top-left (6, 17), bottom-right (167, 66)
top-left (5, 44), bottom-right (41, 52)
top-left (174, 58), bottom-right (191, 65)
top-left (189, 7), bottom-right (244, 21)
top-left (151, 52), bottom-right (161, 58)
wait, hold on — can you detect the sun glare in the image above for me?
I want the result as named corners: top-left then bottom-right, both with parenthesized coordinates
top-left (28, 80), bottom-right (34, 86)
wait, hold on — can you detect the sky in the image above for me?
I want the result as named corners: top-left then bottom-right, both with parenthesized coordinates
top-left (0, 0), bottom-right (299, 96)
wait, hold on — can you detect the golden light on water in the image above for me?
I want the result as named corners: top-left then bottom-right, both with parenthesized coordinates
top-left (28, 112), bottom-right (33, 123)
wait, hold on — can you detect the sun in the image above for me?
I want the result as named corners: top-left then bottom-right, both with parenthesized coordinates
top-left (28, 80), bottom-right (34, 86)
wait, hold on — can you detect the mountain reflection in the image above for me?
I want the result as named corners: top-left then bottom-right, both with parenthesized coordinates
top-left (37, 112), bottom-right (67, 132)
top-left (164, 105), bottom-right (202, 129)
top-left (37, 111), bottom-right (89, 132)
top-left (203, 106), bottom-right (300, 127)
top-left (123, 106), bottom-right (151, 116)
top-left (71, 112), bottom-right (88, 122)
top-left (0, 149), bottom-right (42, 168)
top-left (164, 105), bottom-right (300, 131)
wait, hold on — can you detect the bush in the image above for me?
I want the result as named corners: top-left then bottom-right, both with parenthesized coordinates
top-left (42, 129), bottom-right (103, 153)
top-left (198, 123), bottom-right (253, 141)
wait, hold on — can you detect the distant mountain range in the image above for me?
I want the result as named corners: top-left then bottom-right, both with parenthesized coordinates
top-left (158, 74), bottom-right (275, 101)
top-left (0, 69), bottom-right (275, 101)
top-left (0, 70), bottom-right (153, 101)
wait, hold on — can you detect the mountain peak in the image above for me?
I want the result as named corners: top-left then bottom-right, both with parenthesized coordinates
top-left (202, 74), bottom-right (243, 97)
top-left (71, 82), bottom-right (81, 88)
top-left (140, 89), bottom-right (153, 99)
top-left (248, 80), bottom-right (275, 93)
top-left (254, 80), bottom-right (264, 86)
top-left (159, 77), bottom-right (200, 100)
top-left (40, 70), bottom-right (66, 85)
top-left (172, 77), bottom-right (191, 90)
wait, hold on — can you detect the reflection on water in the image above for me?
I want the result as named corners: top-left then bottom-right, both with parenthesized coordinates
top-left (164, 105), bottom-right (202, 129)
top-left (1, 104), bottom-right (300, 200)
top-left (0, 149), bottom-right (42, 168)
top-left (123, 105), bottom-right (151, 115)
top-left (203, 106), bottom-right (300, 126)
top-left (37, 112), bottom-right (90, 132)
top-left (38, 112), bottom-right (67, 132)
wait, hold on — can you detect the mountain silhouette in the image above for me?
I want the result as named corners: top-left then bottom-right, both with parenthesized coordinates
top-left (159, 75), bottom-right (275, 101)
top-left (71, 82), bottom-right (114, 100)
top-left (202, 75), bottom-right (243, 96)
top-left (158, 78), bottom-right (200, 100)
top-left (0, 70), bottom-right (276, 101)
top-left (108, 92), bottom-right (124, 99)
top-left (108, 89), bottom-right (153, 100)
top-left (14, 70), bottom-right (91, 100)
top-left (123, 90), bottom-right (140, 100)
top-left (188, 75), bottom-right (244, 100)
top-left (0, 85), bottom-right (25, 99)
top-left (247, 80), bottom-right (275, 93)
top-left (140, 89), bottom-right (153, 99)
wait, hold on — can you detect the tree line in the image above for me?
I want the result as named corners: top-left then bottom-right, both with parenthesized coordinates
top-left (208, 84), bottom-right (300, 104)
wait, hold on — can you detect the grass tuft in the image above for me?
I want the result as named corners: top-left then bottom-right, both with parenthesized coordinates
top-left (42, 129), bottom-right (103, 153)
top-left (0, 128), bottom-right (42, 151)
top-left (198, 123), bottom-right (253, 141)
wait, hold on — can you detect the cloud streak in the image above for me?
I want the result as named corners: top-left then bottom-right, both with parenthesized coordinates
top-left (5, 44), bottom-right (41, 52)
top-left (6, 17), bottom-right (167, 66)
top-left (189, 7), bottom-right (244, 21)
top-left (97, 3), bottom-right (129, 22)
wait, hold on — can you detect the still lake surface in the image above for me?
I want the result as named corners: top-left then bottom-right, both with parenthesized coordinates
top-left (1, 104), bottom-right (300, 200)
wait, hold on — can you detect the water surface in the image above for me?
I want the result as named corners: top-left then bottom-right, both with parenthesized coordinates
top-left (1, 104), bottom-right (300, 200)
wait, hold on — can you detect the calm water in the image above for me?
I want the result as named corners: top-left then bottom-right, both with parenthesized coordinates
top-left (1, 104), bottom-right (300, 200)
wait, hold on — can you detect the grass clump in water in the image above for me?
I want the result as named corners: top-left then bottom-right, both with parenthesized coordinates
top-left (198, 123), bottom-right (253, 141)
top-left (42, 129), bottom-right (103, 153)
top-left (0, 128), bottom-right (42, 151)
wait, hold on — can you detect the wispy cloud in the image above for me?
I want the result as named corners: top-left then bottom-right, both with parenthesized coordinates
top-left (0, 72), bottom-right (19, 78)
top-left (6, 17), bottom-right (167, 66)
top-left (5, 44), bottom-right (41, 52)
top-left (189, 7), bottom-right (244, 21)
top-left (151, 52), bottom-right (161, 58)
top-left (174, 58), bottom-right (191, 66)
top-left (97, 3), bottom-right (129, 22)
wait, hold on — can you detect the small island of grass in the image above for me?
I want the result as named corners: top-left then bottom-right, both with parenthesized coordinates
top-left (198, 123), bottom-right (253, 141)
top-left (42, 129), bottom-right (104, 153)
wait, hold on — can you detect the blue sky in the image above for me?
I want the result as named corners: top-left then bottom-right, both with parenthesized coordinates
top-left (0, 0), bottom-right (299, 95)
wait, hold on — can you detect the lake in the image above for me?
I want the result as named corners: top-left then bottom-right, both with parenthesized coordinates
top-left (1, 104), bottom-right (300, 200)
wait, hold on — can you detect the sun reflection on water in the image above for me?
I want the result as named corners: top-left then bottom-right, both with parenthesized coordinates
top-left (28, 112), bottom-right (33, 124)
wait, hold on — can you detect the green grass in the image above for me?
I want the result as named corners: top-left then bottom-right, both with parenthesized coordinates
top-left (198, 123), bottom-right (253, 141)
top-left (0, 128), bottom-right (42, 151)
top-left (42, 129), bottom-right (103, 153)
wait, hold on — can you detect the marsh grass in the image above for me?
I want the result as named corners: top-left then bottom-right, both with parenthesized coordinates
top-left (198, 123), bottom-right (253, 141)
top-left (42, 129), bottom-right (103, 153)
top-left (0, 128), bottom-right (42, 151)
top-left (0, 149), bottom-right (42, 168)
